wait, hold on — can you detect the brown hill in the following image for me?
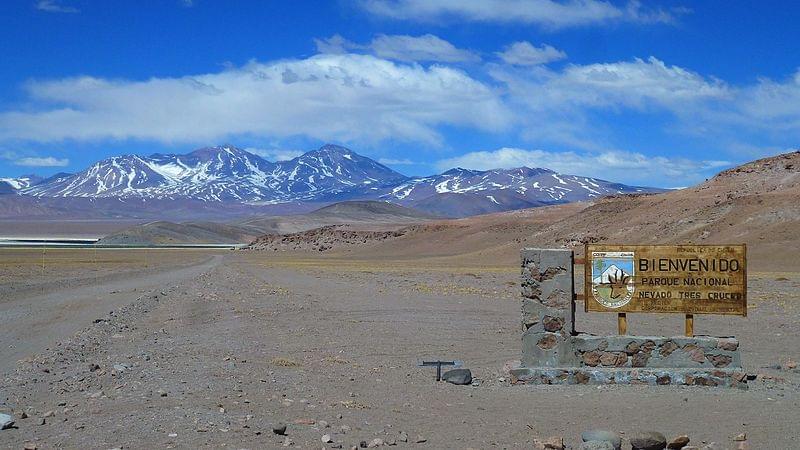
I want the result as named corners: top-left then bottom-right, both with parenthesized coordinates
top-left (245, 225), bottom-right (407, 252)
top-left (237, 201), bottom-right (437, 235)
top-left (97, 221), bottom-right (262, 246)
top-left (97, 201), bottom-right (436, 246)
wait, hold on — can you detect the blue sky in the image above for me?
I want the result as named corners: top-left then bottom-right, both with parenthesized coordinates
top-left (1, 0), bottom-right (799, 187)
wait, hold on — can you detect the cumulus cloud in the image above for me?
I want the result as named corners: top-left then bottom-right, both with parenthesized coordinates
top-left (436, 147), bottom-right (730, 186)
top-left (35, 0), bottom-right (79, 13)
top-left (0, 54), bottom-right (510, 145)
top-left (487, 56), bottom-right (735, 149)
top-left (496, 41), bottom-right (566, 66)
top-left (2, 48), bottom-right (799, 179)
top-left (315, 34), bottom-right (479, 63)
top-left (13, 156), bottom-right (70, 167)
top-left (360, 0), bottom-right (681, 28)
top-left (496, 57), bottom-right (800, 148)
top-left (378, 158), bottom-right (416, 165)
top-left (492, 56), bottom-right (729, 113)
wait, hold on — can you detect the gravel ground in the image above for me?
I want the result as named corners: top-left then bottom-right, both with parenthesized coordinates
top-left (1, 251), bottom-right (799, 449)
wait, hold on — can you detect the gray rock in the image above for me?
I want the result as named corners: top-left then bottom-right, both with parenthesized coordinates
top-left (631, 431), bottom-right (667, 450)
top-left (272, 423), bottom-right (287, 435)
top-left (0, 413), bottom-right (14, 430)
top-left (442, 368), bottom-right (472, 385)
top-left (581, 430), bottom-right (622, 450)
top-left (580, 441), bottom-right (615, 450)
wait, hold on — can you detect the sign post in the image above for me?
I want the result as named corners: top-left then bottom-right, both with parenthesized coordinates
top-left (514, 247), bottom-right (748, 388)
top-left (585, 244), bottom-right (747, 334)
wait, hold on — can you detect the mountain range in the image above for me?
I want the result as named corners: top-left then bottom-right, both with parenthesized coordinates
top-left (1, 144), bottom-right (662, 217)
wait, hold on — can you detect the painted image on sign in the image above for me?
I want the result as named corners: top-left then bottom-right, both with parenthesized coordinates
top-left (591, 251), bottom-right (635, 309)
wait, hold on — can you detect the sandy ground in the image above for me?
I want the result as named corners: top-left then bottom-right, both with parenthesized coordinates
top-left (1, 250), bottom-right (799, 449)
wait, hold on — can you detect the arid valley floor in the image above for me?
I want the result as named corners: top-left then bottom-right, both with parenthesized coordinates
top-left (1, 247), bottom-right (799, 449)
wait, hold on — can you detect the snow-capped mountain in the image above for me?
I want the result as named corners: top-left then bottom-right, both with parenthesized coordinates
top-left (0, 174), bottom-right (43, 193)
top-left (267, 145), bottom-right (407, 201)
top-left (593, 264), bottom-right (631, 284)
top-left (23, 145), bottom-right (407, 203)
top-left (379, 166), bottom-right (647, 204)
top-left (14, 144), bottom-right (663, 216)
top-left (23, 147), bottom-right (278, 201)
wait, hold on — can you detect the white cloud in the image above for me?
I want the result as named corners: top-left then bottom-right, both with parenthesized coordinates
top-left (718, 69), bottom-right (800, 132)
top-left (498, 58), bottom-right (800, 148)
top-left (0, 54), bottom-right (510, 145)
top-left (378, 158), bottom-right (416, 165)
top-left (487, 56), bottom-right (733, 149)
top-left (13, 156), bottom-right (70, 167)
top-left (360, 0), bottom-right (681, 28)
top-left (491, 56), bottom-right (729, 114)
top-left (436, 147), bottom-right (730, 186)
top-left (35, 0), bottom-right (79, 13)
top-left (2, 46), bottom-right (799, 180)
top-left (370, 34), bottom-right (479, 63)
top-left (497, 41), bottom-right (566, 66)
top-left (315, 34), bottom-right (479, 63)
top-left (314, 35), bottom-right (351, 54)
top-left (244, 147), bottom-right (304, 162)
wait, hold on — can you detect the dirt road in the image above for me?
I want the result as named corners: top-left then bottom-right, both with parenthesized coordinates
top-left (1, 252), bottom-right (799, 449)
top-left (0, 255), bottom-right (222, 374)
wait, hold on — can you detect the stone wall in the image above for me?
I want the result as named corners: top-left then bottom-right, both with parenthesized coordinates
top-left (520, 248), bottom-right (574, 367)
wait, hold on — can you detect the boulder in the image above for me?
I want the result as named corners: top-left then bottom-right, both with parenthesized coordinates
top-left (581, 430), bottom-right (622, 450)
top-left (442, 368), bottom-right (472, 385)
top-left (272, 423), bottom-right (287, 435)
top-left (631, 431), bottom-right (667, 450)
top-left (667, 435), bottom-right (690, 449)
top-left (0, 413), bottom-right (14, 430)
top-left (534, 436), bottom-right (565, 450)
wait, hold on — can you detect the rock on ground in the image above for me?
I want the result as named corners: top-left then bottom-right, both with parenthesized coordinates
top-left (581, 430), bottom-right (622, 450)
top-left (631, 431), bottom-right (667, 450)
top-left (580, 441), bottom-right (616, 450)
top-left (667, 434), bottom-right (691, 449)
top-left (442, 368), bottom-right (472, 385)
top-left (534, 436), bottom-right (565, 450)
top-left (0, 413), bottom-right (14, 430)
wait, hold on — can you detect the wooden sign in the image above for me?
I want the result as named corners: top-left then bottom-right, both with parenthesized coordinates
top-left (584, 244), bottom-right (747, 316)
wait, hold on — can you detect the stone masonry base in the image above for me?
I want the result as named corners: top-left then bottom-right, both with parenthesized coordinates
top-left (510, 366), bottom-right (748, 388)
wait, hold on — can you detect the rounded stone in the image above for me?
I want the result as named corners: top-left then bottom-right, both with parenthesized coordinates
top-left (0, 413), bottom-right (15, 430)
top-left (667, 434), bottom-right (690, 449)
top-left (581, 430), bottom-right (622, 450)
top-left (442, 368), bottom-right (472, 385)
top-left (580, 441), bottom-right (616, 450)
top-left (630, 431), bottom-right (667, 450)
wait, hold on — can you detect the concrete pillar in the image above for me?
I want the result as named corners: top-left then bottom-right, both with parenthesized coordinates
top-left (520, 248), bottom-right (574, 367)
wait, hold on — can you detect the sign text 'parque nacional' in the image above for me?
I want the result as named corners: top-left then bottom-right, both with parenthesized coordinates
top-left (584, 244), bottom-right (747, 316)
